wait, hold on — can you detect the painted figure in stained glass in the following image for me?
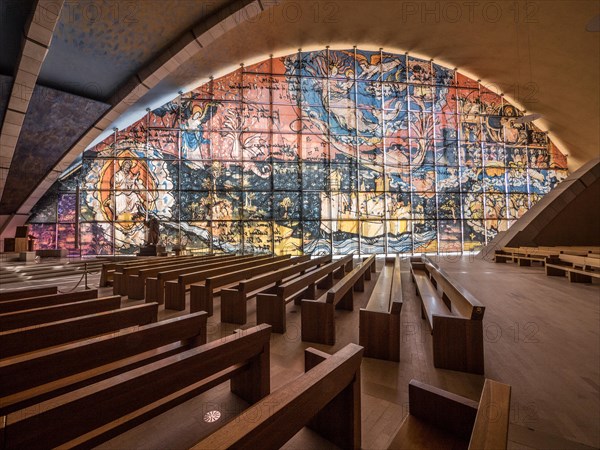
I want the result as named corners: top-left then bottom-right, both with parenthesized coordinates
top-left (113, 159), bottom-right (146, 220)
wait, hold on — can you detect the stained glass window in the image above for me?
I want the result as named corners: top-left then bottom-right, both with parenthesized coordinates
top-left (27, 49), bottom-right (568, 255)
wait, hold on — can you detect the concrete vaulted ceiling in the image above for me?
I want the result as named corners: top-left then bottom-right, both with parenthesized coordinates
top-left (0, 0), bottom-right (599, 235)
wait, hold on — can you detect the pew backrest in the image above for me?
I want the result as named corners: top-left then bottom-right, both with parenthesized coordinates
top-left (0, 295), bottom-right (121, 332)
top-left (389, 378), bottom-right (510, 450)
top-left (239, 255), bottom-right (332, 295)
top-left (206, 255), bottom-right (310, 291)
top-left (326, 255), bottom-right (375, 305)
top-left (0, 312), bottom-right (208, 411)
top-left (0, 286), bottom-right (58, 302)
top-left (135, 254), bottom-right (241, 279)
top-left (0, 289), bottom-right (99, 314)
top-left (278, 255), bottom-right (353, 299)
top-left (176, 255), bottom-right (285, 285)
top-left (0, 303), bottom-right (158, 358)
top-left (559, 253), bottom-right (600, 269)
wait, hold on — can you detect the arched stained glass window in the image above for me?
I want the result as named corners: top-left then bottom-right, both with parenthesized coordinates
top-left (28, 48), bottom-right (568, 255)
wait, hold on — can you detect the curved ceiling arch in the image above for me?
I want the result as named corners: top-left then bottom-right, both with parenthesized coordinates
top-left (3, 0), bottom-right (597, 233)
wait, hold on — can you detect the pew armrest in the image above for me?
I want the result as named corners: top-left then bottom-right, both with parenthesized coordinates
top-left (468, 380), bottom-right (511, 450)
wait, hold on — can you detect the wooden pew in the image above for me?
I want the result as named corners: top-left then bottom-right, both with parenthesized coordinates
top-left (220, 255), bottom-right (332, 324)
top-left (190, 255), bottom-right (310, 316)
top-left (146, 254), bottom-right (264, 305)
top-left (546, 254), bottom-right (600, 283)
top-left (513, 247), bottom-right (554, 266)
top-left (256, 255), bottom-right (353, 334)
top-left (114, 255), bottom-right (202, 295)
top-left (126, 254), bottom-right (237, 299)
top-left (191, 343), bottom-right (363, 450)
top-left (0, 296), bottom-right (121, 332)
top-left (0, 312), bottom-right (208, 415)
top-left (493, 246), bottom-right (520, 263)
top-left (163, 255), bottom-right (288, 311)
top-left (99, 256), bottom-right (156, 287)
top-left (549, 245), bottom-right (600, 255)
top-left (0, 324), bottom-right (271, 449)
top-left (410, 256), bottom-right (485, 374)
top-left (359, 255), bottom-right (403, 361)
top-left (0, 303), bottom-right (158, 359)
top-left (0, 286), bottom-right (58, 302)
top-left (301, 255), bottom-right (376, 345)
top-left (0, 289), bottom-right (99, 314)
top-left (388, 379), bottom-right (511, 450)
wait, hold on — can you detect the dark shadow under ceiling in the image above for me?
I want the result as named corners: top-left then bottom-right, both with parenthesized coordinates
top-left (0, 0), bottom-right (36, 76)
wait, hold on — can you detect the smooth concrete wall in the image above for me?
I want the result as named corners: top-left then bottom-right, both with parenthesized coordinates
top-left (481, 158), bottom-right (600, 259)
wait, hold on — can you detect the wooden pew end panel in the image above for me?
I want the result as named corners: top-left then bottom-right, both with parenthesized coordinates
top-left (301, 300), bottom-right (335, 345)
top-left (432, 315), bottom-right (485, 375)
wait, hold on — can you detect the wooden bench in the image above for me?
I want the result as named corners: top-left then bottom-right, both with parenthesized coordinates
top-left (190, 255), bottom-right (310, 316)
top-left (546, 254), bottom-right (600, 283)
top-left (0, 303), bottom-right (158, 358)
top-left (0, 324), bottom-right (271, 449)
top-left (493, 246), bottom-right (520, 263)
top-left (99, 256), bottom-right (157, 287)
top-left (191, 343), bottom-right (363, 450)
top-left (145, 254), bottom-right (264, 305)
top-left (0, 288), bottom-right (100, 314)
top-left (513, 247), bottom-right (554, 266)
top-left (162, 255), bottom-right (288, 311)
top-left (0, 312), bottom-right (208, 416)
top-left (0, 286), bottom-right (58, 302)
top-left (494, 246), bottom-right (549, 266)
top-left (548, 246), bottom-right (600, 255)
top-left (220, 255), bottom-right (332, 324)
top-left (126, 254), bottom-right (236, 299)
top-left (0, 295), bottom-right (121, 332)
top-left (410, 256), bottom-right (485, 374)
top-left (359, 255), bottom-right (403, 361)
top-left (301, 255), bottom-right (376, 345)
top-left (113, 255), bottom-right (202, 295)
top-left (256, 255), bottom-right (353, 334)
top-left (388, 379), bottom-right (511, 450)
